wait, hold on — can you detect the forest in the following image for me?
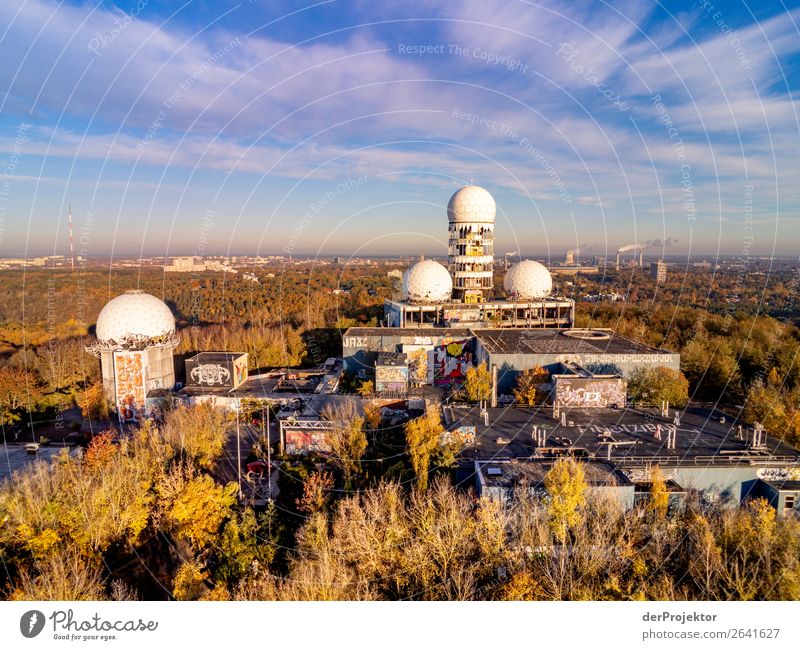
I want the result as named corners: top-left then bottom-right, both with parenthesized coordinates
top-left (1, 263), bottom-right (798, 445)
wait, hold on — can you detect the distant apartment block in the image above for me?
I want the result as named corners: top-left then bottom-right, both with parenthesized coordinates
top-left (650, 260), bottom-right (667, 284)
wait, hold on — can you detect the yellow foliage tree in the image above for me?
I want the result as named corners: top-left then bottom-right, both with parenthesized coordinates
top-left (158, 465), bottom-right (238, 550)
top-left (544, 458), bottom-right (587, 542)
top-left (79, 380), bottom-right (108, 420)
top-left (161, 404), bottom-right (230, 470)
top-left (648, 465), bottom-right (669, 520)
top-left (405, 406), bottom-right (444, 491)
top-left (513, 366), bottom-right (550, 406)
top-left (464, 362), bottom-right (492, 403)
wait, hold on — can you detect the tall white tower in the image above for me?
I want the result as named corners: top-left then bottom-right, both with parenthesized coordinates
top-left (447, 185), bottom-right (496, 303)
top-left (86, 290), bottom-right (179, 422)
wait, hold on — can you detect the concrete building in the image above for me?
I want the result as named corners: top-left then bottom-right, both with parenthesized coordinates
top-left (650, 260), bottom-right (667, 284)
top-left (475, 458), bottom-right (635, 509)
top-left (447, 185), bottom-right (496, 302)
top-left (384, 185), bottom-right (574, 329)
top-left (342, 326), bottom-right (679, 397)
top-left (164, 256), bottom-right (237, 273)
top-left (455, 405), bottom-right (800, 512)
top-left (86, 290), bottom-right (179, 422)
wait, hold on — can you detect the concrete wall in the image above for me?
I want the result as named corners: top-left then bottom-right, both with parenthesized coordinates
top-left (342, 331), bottom-right (455, 375)
top-left (669, 465), bottom-right (768, 507)
top-left (488, 350), bottom-right (680, 394)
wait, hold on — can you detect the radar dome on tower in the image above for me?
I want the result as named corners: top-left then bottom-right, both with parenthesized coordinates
top-left (402, 259), bottom-right (453, 304)
top-left (447, 185), bottom-right (496, 223)
top-left (503, 260), bottom-right (553, 300)
top-left (95, 290), bottom-right (176, 345)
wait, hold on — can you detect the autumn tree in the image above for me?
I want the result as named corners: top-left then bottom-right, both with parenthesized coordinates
top-left (322, 400), bottom-right (367, 491)
top-left (647, 465), bottom-right (669, 520)
top-left (0, 365), bottom-right (44, 425)
top-left (9, 551), bottom-right (106, 601)
top-left (297, 470), bottom-right (334, 514)
top-left (356, 380), bottom-right (374, 396)
top-left (464, 362), bottom-right (491, 403)
top-left (513, 366), bottom-right (550, 406)
top-left (79, 380), bottom-right (109, 420)
top-left (161, 404), bottom-right (230, 470)
top-left (405, 405), bottom-right (444, 491)
top-left (543, 458), bottom-right (587, 543)
top-left (157, 463), bottom-right (238, 551)
top-left (363, 401), bottom-right (382, 430)
top-left (743, 379), bottom-right (788, 437)
top-left (628, 366), bottom-right (689, 407)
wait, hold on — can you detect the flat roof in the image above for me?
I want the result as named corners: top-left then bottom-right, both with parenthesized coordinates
top-left (188, 351), bottom-right (246, 362)
top-left (345, 327), bottom-right (465, 338)
top-left (377, 352), bottom-right (407, 366)
top-left (0, 445), bottom-right (81, 483)
top-left (474, 328), bottom-right (672, 356)
top-left (764, 480), bottom-right (800, 491)
top-left (448, 405), bottom-right (800, 466)
top-left (344, 327), bottom-right (675, 357)
top-left (478, 458), bottom-right (630, 488)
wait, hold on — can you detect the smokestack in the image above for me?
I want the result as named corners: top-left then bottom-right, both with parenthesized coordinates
top-left (615, 252), bottom-right (620, 271)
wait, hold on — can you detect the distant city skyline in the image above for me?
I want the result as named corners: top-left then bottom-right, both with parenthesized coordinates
top-left (1, 1), bottom-right (798, 258)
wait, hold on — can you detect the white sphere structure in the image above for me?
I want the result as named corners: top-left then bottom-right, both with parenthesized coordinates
top-left (447, 185), bottom-right (496, 223)
top-left (403, 260), bottom-right (453, 304)
top-left (504, 260), bottom-right (553, 300)
top-left (96, 290), bottom-right (176, 344)
top-left (447, 185), bottom-right (495, 302)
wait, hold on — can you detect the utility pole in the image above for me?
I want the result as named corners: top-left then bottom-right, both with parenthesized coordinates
top-left (235, 407), bottom-right (242, 500)
top-left (263, 406), bottom-right (272, 502)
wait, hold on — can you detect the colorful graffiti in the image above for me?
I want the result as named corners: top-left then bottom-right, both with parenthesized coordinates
top-left (554, 377), bottom-right (626, 409)
top-left (375, 364), bottom-right (408, 393)
top-left (233, 356), bottom-right (248, 388)
top-left (113, 351), bottom-right (147, 422)
top-left (430, 339), bottom-right (472, 387)
top-left (285, 430), bottom-right (331, 455)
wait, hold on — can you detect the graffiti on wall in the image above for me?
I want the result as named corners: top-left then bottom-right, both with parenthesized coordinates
top-left (113, 351), bottom-right (147, 422)
top-left (233, 356), bottom-right (248, 387)
top-left (190, 364), bottom-right (231, 385)
top-left (375, 364), bottom-right (408, 393)
top-left (430, 339), bottom-right (472, 386)
top-left (442, 425), bottom-right (476, 446)
top-left (402, 345), bottom-right (433, 387)
top-left (554, 377), bottom-right (626, 409)
top-left (285, 430), bottom-right (331, 455)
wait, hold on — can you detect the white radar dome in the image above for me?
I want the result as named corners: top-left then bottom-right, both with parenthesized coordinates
top-left (402, 260), bottom-right (453, 304)
top-left (95, 290), bottom-right (176, 344)
top-left (447, 185), bottom-right (496, 223)
top-left (503, 260), bottom-right (553, 300)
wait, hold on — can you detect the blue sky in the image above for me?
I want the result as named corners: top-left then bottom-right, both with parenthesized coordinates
top-left (0, 0), bottom-right (798, 260)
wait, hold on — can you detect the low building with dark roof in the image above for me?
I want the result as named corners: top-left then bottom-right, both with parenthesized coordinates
top-left (452, 404), bottom-right (800, 510)
top-left (475, 458), bottom-right (635, 508)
